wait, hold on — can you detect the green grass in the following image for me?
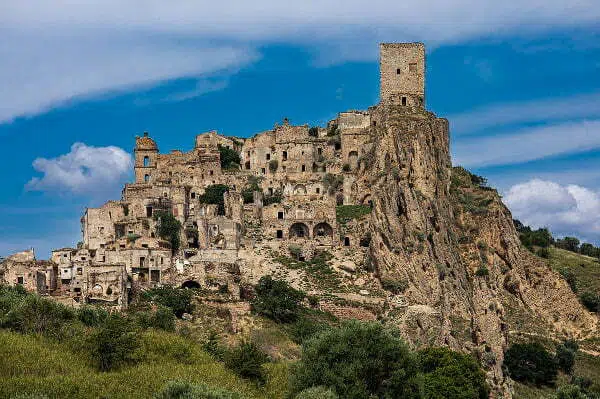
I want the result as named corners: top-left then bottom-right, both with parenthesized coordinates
top-left (335, 205), bottom-right (372, 226)
top-left (0, 329), bottom-right (288, 399)
top-left (547, 247), bottom-right (600, 296)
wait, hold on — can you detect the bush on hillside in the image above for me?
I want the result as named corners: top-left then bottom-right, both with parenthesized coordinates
top-left (89, 315), bottom-right (140, 371)
top-left (134, 306), bottom-right (176, 332)
top-left (142, 286), bottom-right (194, 318)
top-left (503, 342), bottom-right (558, 385)
top-left (288, 315), bottom-right (331, 344)
top-left (224, 341), bottom-right (269, 383)
top-left (154, 380), bottom-right (241, 399)
top-left (418, 347), bottom-right (489, 399)
top-left (580, 292), bottom-right (600, 313)
top-left (251, 276), bottom-right (305, 323)
top-left (78, 305), bottom-right (109, 327)
top-left (295, 386), bottom-right (338, 399)
top-left (1, 292), bottom-right (76, 337)
top-left (556, 340), bottom-right (578, 374)
top-left (289, 321), bottom-right (420, 399)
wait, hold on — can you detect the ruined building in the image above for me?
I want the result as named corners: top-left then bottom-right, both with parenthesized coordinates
top-left (3, 43), bottom-right (597, 397)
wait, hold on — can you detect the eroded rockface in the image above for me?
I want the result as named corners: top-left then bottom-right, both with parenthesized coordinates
top-left (355, 103), bottom-right (599, 397)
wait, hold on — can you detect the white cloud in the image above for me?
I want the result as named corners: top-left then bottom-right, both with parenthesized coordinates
top-left (1, 1), bottom-right (600, 123)
top-left (26, 143), bottom-right (132, 196)
top-left (504, 179), bottom-right (600, 243)
top-left (450, 92), bottom-right (600, 135)
top-left (452, 120), bottom-right (600, 168)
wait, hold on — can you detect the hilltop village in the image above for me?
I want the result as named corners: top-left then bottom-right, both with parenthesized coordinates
top-left (1, 43), bottom-right (430, 308)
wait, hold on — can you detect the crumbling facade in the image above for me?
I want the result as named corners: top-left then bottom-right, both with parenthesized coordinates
top-left (2, 42), bottom-right (428, 306)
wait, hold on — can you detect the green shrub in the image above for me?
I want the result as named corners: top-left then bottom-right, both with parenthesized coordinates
top-left (289, 321), bottom-right (420, 399)
top-left (308, 127), bottom-right (319, 137)
top-left (251, 276), bottom-right (305, 323)
top-left (224, 341), bottom-right (268, 383)
top-left (263, 189), bottom-right (283, 206)
top-left (503, 342), bottom-right (558, 385)
top-left (380, 277), bottom-right (409, 294)
top-left (475, 266), bottom-right (489, 277)
top-left (89, 315), bottom-right (140, 371)
top-left (537, 247), bottom-right (550, 258)
top-left (202, 330), bottom-right (226, 361)
top-left (1, 293), bottom-right (76, 337)
top-left (556, 340), bottom-right (578, 374)
top-left (135, 306), bottom-right (176, 332)
top-left (555, 384), bottom-right (589, 399)
top-left (77, 305), bottom-right (109, 327)
top-left (335, 205), bottom-right (372, 225)
top-left (560, 268), bottom-right (579, 293)
top-left (154, 380), bottom-right (242, 399)
top-left (288, 245), bottom-right (302, 259)
top-left (580, 292), bottom-right (600, 313)
top-left (418, 347), bottom-right (489, 399)
top-left (288, 316), bottom-right (331, 344)
top-left (322, 174), bottom-right (343, 194)
top-left (198, 185), bottom-right (230, 215)
top-left (242, 176), bottom-right (261, 204)
top-left (218, 145), bottom-right (241, 170)
top-left (295, 386), bottom-right (338, 399)
top-left (142, 286), bottom-right (194, 318)
top-left (342, 163), bottom-right (350, 172)
top-left (154, 210), bottom-right (182, 252)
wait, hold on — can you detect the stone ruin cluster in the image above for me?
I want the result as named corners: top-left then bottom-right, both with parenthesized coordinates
top-left (1, 43), bottom-right (427, 309)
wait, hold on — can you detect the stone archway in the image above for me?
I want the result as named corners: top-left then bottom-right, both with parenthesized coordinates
top-left (294, 184), bottom-right (307, 195)
top-left (289, 222), bottom-right (309, 239)
top-left (313, 222), bottom-right (333, 238)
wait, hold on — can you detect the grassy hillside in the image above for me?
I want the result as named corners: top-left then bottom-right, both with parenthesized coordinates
top-left (0, 329), bottom-right (288, 399)
top-left (547, 247), bottom-right (600, 296)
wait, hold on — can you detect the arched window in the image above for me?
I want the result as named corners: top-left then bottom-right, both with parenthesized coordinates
top-left (143, 156), bottom-right (150, 167)
top-left (144, 174), bottom-right (150, 183)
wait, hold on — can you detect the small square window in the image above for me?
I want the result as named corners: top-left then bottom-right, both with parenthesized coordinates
top-left (301, 165), bottom-right (306, 172)
top-left (276, 230), bottom-right (283, 239)
top-left (316, 187), bottom-right (320, 194)
top-left (396, 68), bottom-right (401, 74)
top-left (278, 211), bottom-right (284, 220)
top-left (266, 153), bottom-right (270, 160)
top-left (261, 168), bottom-right (266, 174)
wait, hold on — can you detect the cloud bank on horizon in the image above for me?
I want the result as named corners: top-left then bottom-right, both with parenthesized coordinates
top-left (1, 0), bottom-right (600, 124)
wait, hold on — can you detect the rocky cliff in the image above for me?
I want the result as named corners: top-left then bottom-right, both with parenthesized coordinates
top-left (351, 102), bottom-right (599, 396)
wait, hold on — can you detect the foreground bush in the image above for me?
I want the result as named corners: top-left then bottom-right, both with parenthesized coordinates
top-left (89, 315), bottom-right (141, 371)
top-left (224, 341), bottom-right (269, 383)
top-left (77, 305), bottom-right (109, 327)
top-left (503, 342), bottom-right (558, 385)
top-left (289, 321), bottom-right (420, 399)
top-left (556, 340), bottom-right (579, 374)
top-left (418, 347), bottom-right (489, 399)
top-left (295, 386), bottom-right (338, 399)
top-left (154, 380), bottom-right (241, 399)
top-left (134, 306), bottom-right (176, 332)
top-left (142, 286), bottom-right (194, 318)
top-left (251, 276), bottom-right (305, 323)
top-left (1, 291), bottom-right (76, 337)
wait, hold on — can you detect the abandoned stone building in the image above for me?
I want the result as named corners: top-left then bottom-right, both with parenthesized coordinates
top-left (1, 42), bottom-right (430, 307)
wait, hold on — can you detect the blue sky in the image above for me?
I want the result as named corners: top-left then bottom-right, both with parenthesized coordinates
top-left (1, 1), bottom-right (600, 258)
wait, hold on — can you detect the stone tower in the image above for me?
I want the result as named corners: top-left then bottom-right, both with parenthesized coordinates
top-left (134, 132), bottom-right (158, 184)
top-left (379, 43), bottom-right (425, 107)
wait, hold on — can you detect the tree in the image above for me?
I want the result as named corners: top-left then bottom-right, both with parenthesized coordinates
top-left (418, 347), bottom-right (489, 399)
top-left (154, 210), bottom-right (182, 252)
top-left (142, 286), bottom-right (194, 318)
top-left (295, 386), bottom-right (338, 399)
top-left (251, 276), bottom-right (305, 323)
top-left (289, 321), bottom-right (420, 399)
top-left (503, 342), bottom-right (558, 385)
top-left (556, 237), bottom-right (580, 253)
top-left (218, 144), bottom-right (241, 170)
top-left (198, 184), bottom-right (229, 215)
top-left (555, 340), bottom-right (578, 374)
top-left (89, 315), bottom-right (140, 371)
top-left (579, 292), bottom-right (600, 313)
top-left (224, 341), bottom-right (269, 383)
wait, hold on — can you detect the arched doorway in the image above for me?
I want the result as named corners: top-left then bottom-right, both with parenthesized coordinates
top-left (313, 222), bottom-right (333, 238)
top-left (289, 222), bottom-right (309, 239)
top-left (182, 280), bottom-right (201, 289)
